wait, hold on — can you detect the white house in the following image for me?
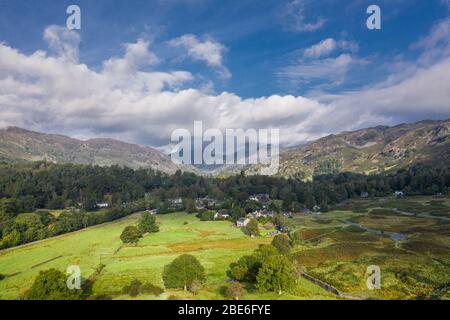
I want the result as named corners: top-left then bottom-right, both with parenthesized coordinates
top-left (394, 191), bottom-right (405, 198)
top-left (96, 202), bottom-right (109, 208)
top-left (214, 211), bottom-right (230, 220)
top-left (236, 218), bottom-right (250, 228)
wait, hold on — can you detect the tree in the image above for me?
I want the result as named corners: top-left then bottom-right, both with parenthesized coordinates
top-left (228, 255), bottom-right (260, 283)
top-left (0, 229), bottom-right (21, 249)
top-left (120, 226), bottom-right (142, 244)
top-left (243, 218), bottom-right (259, 237)
top-left (256, 255), bottom-right (295, 295)
top-left (271, 234), bottom-right (292, 254)
top-left (228, 245), bottom-right (278, 283)
top-left (273, 214), bottom-right (293, 232)
top-left (23, 269), bottom-right (82, 300)
top-left (254, 244), bottom-right (279, 262)
top-left (0, 198), bottom-right (19, 218)
top-left (163, 254), bottom-right (206, 290)
top-left (184, 198), bottom-right (196, 213)
top-left (138, 212), bottom-right (159, 233)
top-left (224, 282), bottom-right (245, 300)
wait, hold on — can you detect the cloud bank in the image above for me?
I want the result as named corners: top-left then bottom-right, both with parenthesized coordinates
top-left (0, 21), bottom-right (449, 150)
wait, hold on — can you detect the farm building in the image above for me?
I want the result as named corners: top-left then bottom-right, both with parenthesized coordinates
top-left (236, 218), bottom-right (250, 228)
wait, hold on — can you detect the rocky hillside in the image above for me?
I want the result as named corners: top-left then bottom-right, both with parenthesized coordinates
top-left (0, 127), bottom-right (193, 174)
top-left (270, 119), bottom-right (450, 178)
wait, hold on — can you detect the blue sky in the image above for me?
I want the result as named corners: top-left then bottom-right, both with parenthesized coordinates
top-left (1, 0), bottom-right (447, 96)
top-left (0, 0), bottom-right (449, 148)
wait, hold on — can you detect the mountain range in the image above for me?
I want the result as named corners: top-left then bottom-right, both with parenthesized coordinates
top-left (267, 119), bottom-right (450, 178)
top-left (0, 119), bottom-right (449, 177)
top-left (0, 127), bottom-right (189, 174)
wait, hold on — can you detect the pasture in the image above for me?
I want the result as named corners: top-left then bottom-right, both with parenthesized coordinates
top-left (0, 212), bottom-right (334, 300)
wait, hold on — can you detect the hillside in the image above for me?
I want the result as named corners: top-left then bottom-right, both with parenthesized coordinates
top-left (0, 127), bottom-right (192, 174)
top-left (249, 119), bottom-right (450, 178)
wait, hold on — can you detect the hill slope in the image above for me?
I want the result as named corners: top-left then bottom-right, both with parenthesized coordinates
top-left (0, 127), bottom-right (191, 173)
top-left (204, 120), bottom-right (450, 178)
top-left (271, 119), bottom-right (450, 178)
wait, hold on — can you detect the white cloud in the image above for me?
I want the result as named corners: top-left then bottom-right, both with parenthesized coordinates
top-left (303, 38), bottom-right (337, 58)
top-left (280, 54), bottom-right (356, 83)
top-left (43, 25), bottom-right (81, 63)
top-left (302, 38), bottom-right (358, 59)
top-left (280, 38), bottom-right (362, 88)
top-left (282, 0), bottom-right (326, 33)
top-left (168, 34), bottom-right (231, 79)
top-left (0, 22), bottom-right (449, 151)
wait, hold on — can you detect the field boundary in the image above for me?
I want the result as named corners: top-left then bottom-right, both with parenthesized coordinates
top-left (299, 271), bottom-right (366, 300)
top-left (31, 255), bottom-right (63, 269)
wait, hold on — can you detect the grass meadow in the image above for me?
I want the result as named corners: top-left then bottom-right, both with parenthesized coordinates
top-left (0, 212), bottom-right (334, 300)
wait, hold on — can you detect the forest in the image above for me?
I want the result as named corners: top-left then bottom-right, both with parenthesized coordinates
top-left (0, 161), bottom-right (449, 249)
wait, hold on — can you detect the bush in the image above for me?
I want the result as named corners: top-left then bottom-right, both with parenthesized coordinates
top-left (122, 279), bottom-right (142, 297)
top-left (120, 226), bottom-right (142, 244)
top-left (188, 279), bottom-right (202, 295)
top-left (138, 212), bottom-right (159, 233)
top-left (0, 274), bottom-right (5, 281)
top-left (23, 269), bottom-right (82, 300)
top-left (345, 225), bottom-right (366, 233)
top-left (271, 234), bottom-right (292, 254)
top-left (224, 282), bottom-right (245, 300)
top-left (197, 211), bottom-right (215, 221)
top-left (163, 254), bottom-right (206, 290)
top-left (141, 283), bottom-right (164, 296)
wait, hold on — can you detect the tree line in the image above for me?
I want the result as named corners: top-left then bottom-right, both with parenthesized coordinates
top-left (0, 161), bottom-right (449, 249)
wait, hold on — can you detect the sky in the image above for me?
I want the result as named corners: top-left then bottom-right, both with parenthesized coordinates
top-left (0, 0), bottom-right (449, 150)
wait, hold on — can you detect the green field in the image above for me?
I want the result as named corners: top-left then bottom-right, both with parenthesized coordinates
top-left (1, 196), bottom-right (449, 300)
top-left (0, 212), bottom-right (334, 300)
top-left (291, 197), bottom-right (450, 299)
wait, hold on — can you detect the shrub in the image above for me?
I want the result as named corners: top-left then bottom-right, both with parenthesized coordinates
top-left (188, 279), bottom-right (202, 295)
top-left (122, 279), bottom-right (142, 297)
top-left (271, 234), bottom-right (292, 254)
top-left (120, 226), bottom-right (142, 244)
top-left (141, 283), bottom-right (164, 296)
top-left (345, 225), bottom-right (366, 233)
top-left (23, 269), bottom-right (82, 300)
top-left (224, 282), bottom-right (245, 300)
top-left (197, 211), bottom-right (215, 221)
top-left (163, 254), bottom-right (206, 290)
